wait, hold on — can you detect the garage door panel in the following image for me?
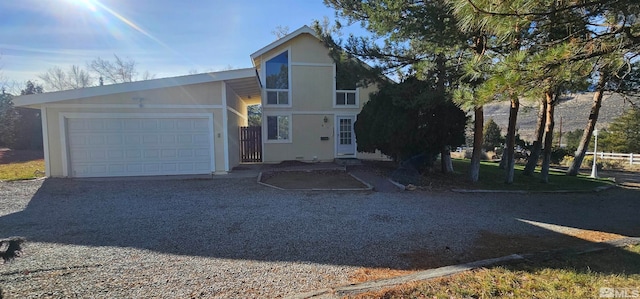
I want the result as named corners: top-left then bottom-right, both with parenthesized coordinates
top-left (177, 119), bottom-right (193, 129)
top-left (105, 119), bottom-right (123, 130)
top-left (106, 135), bottom-right (123, 145)
top-left (143, 135), bottom-right (159, 144)
top-left (127, 164), bottom-right (144, 173)
top-left (178, 149), bottom-right (193, 158)
top-left (143, 149), bottom-right (159, 158)
top-left (158, 119), bottom-right (175, 129)
top-left (109, 164), bottom-right (126, 173)
top-left (194, 148), bottom-right (210, 158)
top-left (141, 119), bottom-right (158, 129)
top-left (123, 119), bottom-right (141, 130)
top-left (124, 135), bottom-right (141, 145)
top-left (108, 150), bottom-right (125, 159)
top-left (67, 117), bottom-right (213, 177)
top-left (88, 135), bottom-right (105, 145)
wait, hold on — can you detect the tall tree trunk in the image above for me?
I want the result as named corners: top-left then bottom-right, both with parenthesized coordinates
top-left (441, 146), bottom-right (454, 173)
top-left (567, 73), bottom-right (607, 176)
top-left (504, 96), bottom-right (519, 184)
top-left (540, 91), bottom-right (556, 183)
top-left (436, 52), bottom-right (453, 174)
top-left (469, 106), bottom-right (484, 183)
top-left (523, 99), bottom-right (547, 176)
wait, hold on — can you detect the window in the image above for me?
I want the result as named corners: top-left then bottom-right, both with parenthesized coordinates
top-left (266, 115), bottom-right (290, 141)
top-left (339, 118), bottom-right (353, 145)
top-left (265, 51), bottom-right (289, 105)
top-left (336, 90), bottom-right (357, 106)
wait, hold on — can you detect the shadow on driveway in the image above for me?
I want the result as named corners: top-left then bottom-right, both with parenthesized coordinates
top-left (1, 178), bottom-right (639, 270)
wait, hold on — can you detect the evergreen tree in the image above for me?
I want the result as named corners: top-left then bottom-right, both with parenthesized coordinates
top-left (0, 92), bottom-right (19, 148)
top-left (482, 118), bottom-right (503, 151)
top-left (600, 108), bottom-right (640, 153)
top-left (13, 81), bottom-right (44, 150)
top-left (355, 76), bottom-right (468, 166)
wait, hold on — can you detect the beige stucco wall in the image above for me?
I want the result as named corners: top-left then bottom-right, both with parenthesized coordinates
top-left (253, 33), bottom-right (333, 68)
top-left (42, 82), bottom-right (228, 177)
top-left (55, 82), bottom-right (223, 106)
top-left (290, 34), bottom-right (333, 64)
top-left (262, 114), bottom-right (335, 163)
top-left (357, 83), bottom-right (378, 109)
top-left (225, 84), bottom-right (248, 170)
top-left (291, 65), bottom-right (334, 111)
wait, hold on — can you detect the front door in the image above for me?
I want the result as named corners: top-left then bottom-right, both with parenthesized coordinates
top-left (336, 115), bottom-right (356, 157)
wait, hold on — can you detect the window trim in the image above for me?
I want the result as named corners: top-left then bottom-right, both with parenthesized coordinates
top-left (263, 113), bottom-right (293, 144)
top-left (262, 48), bottom-right (292, 108)
top-left (333, 89), bottom-right (359, 108)
top-left (266, 89), bottom-right (290, 105)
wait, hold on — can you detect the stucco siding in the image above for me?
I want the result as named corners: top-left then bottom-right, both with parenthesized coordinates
top-left (49, 82), bottom-right (223, 106)
top-left (291, 65), bottom-right (334, 111)
top-left (225, 85), bottom-right (248, 170)
top-left (263, 114), bottom-right (334, 163)
top-left (357, 83), bottom-right (378, 109)
top-left (290, 34), bottom-right (332, 64)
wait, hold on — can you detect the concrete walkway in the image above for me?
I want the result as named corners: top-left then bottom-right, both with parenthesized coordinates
top-left (348, 168), bottom-right (403, 193)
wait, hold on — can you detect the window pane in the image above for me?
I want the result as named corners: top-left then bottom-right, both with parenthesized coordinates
top-left (267, 116), bottom-right (278, 140)
top-left (336, 92), bottom-right (345, 105)
top-left (267, 91), bottom-right (278, 104)
top-left (267, 116), bottom-right (289, 140)
top-left (278, 91), bottom-right (289, 105)
top-left (346, 93), bottom-right (356, 105)
top-left (265, 51), bottom-right (288, 89)
top-left (340, 119), bottom-right (352, 144)
top-left (278, 116), bottom-right (289, 140)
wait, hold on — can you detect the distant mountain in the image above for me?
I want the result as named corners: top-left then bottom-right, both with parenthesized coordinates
top-left (483, 92), bottom-right (637, 142)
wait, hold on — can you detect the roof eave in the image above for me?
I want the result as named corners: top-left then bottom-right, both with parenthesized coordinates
top-left (13, 68), bottom-right (258, 107)
top-left (249, 25), bottom-right (318, 61)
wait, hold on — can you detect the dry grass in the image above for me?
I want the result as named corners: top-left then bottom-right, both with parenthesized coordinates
top-left (349, 268), bottom-right (417, 284)
top-left (346, 244), bottom-right (640, 299)
top-left (0, 159), bottom-right (45, 181)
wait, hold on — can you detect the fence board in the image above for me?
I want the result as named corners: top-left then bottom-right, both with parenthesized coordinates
top-left (240, 126), bottom-right (262, 162)
top-left (585, 152), bottom-right (640, 165)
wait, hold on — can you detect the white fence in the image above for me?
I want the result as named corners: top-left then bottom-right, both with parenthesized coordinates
top-left (585, 152), bottom-right (640, 165)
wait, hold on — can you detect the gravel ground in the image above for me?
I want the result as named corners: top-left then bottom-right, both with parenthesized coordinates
top-left (1, 178), bottom-right (639, 298)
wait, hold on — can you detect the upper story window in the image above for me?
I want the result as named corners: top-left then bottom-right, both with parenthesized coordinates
top-left (265, 51), bottom-right (289, 105)
top-left (335, 90), bottom-right (358, 107)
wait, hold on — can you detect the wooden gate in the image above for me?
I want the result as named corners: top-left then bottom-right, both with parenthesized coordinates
top-left (240, 126), bottom-right (262, 162)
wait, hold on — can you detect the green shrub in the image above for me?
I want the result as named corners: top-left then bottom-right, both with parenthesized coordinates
top-left (550, 147), bottom-right (569, 164)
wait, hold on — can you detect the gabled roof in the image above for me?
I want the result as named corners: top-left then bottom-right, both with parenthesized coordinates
top-left (14, 67), bottom-right (260, 107)
top-left (250, 25), bottom-right (318, 61)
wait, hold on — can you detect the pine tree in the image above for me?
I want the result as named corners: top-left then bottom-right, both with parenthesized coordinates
top-left (482, 118), bottom-right (503, 151)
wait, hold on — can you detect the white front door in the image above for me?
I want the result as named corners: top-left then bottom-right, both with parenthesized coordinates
top-left (336, 115), bottom-right (356, 157)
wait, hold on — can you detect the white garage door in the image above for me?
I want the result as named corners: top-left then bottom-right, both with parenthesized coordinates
top-left (66, 116), bottom-right (213, 178)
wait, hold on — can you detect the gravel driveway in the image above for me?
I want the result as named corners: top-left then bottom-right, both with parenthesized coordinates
top-left (1, 178), bottom-right (639, 298)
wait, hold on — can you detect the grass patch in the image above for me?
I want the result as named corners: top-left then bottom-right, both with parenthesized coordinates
top-left (418, 159), bottom-right (613, 191)
top-left (0, 159), bottom-right (45, 181)
top-left (349, 244), bottom-right (640, 299)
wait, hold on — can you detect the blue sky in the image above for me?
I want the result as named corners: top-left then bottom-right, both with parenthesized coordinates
top-left (0, 0), bottom-right (364, 86)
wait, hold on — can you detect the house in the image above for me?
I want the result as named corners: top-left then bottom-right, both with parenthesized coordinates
top-left (13, 26), bottom-right (383, 178)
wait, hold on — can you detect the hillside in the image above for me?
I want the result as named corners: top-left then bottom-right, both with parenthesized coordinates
top-left (483, 92), bottom-right (637, 142)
